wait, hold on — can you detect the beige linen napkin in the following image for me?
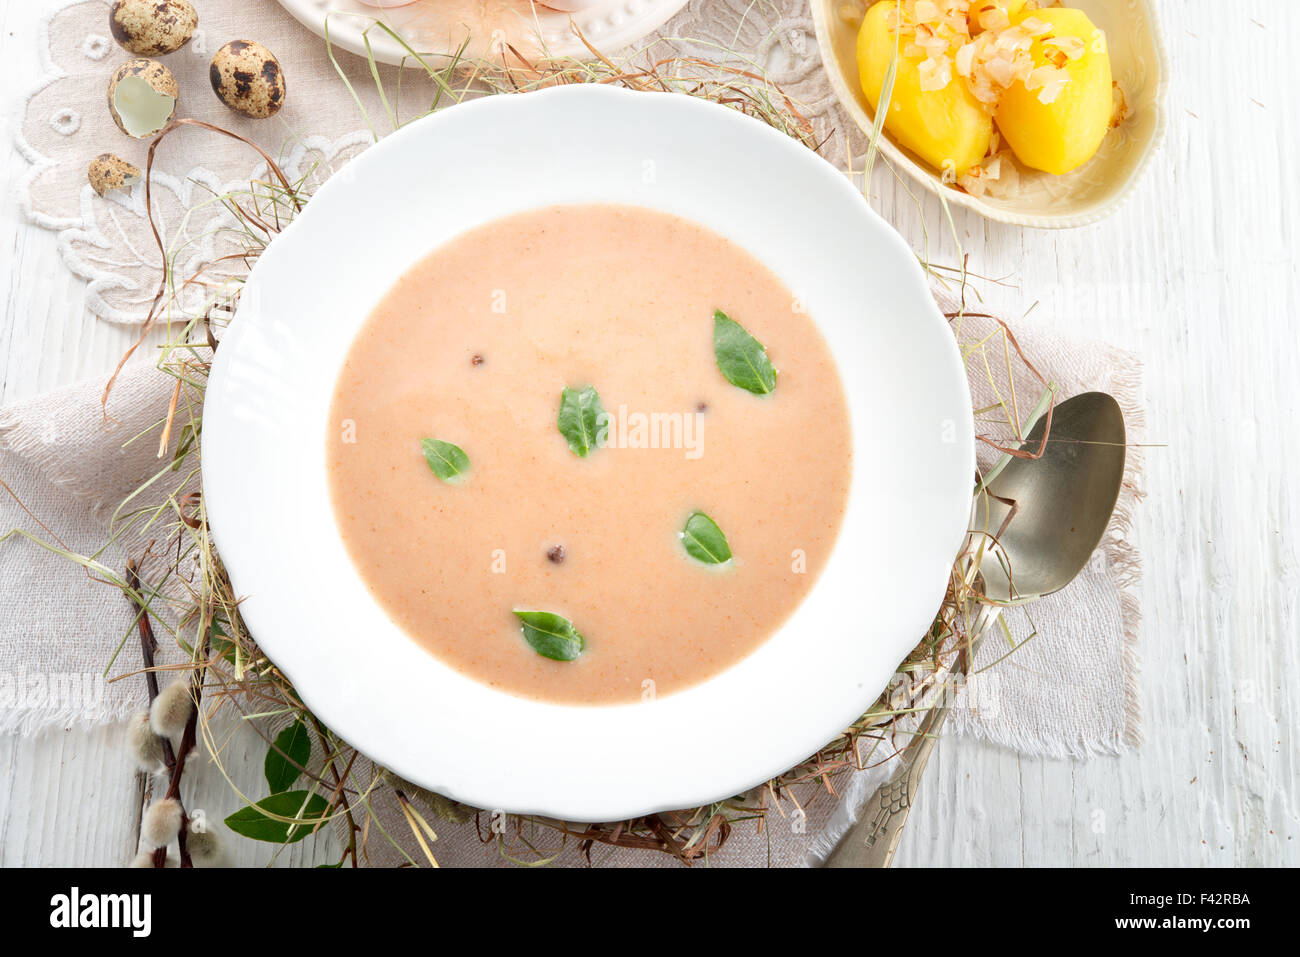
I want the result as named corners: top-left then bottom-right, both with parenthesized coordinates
top-left (0, 363), bottom-right (190, 733)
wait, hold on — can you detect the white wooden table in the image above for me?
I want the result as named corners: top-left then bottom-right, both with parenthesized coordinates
top-left (1, 0), bottom-right (1296, 867)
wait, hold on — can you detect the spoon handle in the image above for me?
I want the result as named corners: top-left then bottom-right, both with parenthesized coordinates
top-left (821, 603), bottom-right (1002, 868)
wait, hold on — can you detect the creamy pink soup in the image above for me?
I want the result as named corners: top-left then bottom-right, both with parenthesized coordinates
top-left (327, 205), bottom-right (852, 704)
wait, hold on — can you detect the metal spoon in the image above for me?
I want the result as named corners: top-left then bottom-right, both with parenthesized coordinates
top-left (822, 391), bottom-right (1127, 868)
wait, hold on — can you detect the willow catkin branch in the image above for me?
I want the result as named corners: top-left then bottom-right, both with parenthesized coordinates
top-left (126, 561), bottom-right (175, 867)
top-left (127, 559), bottom-right (203, 867)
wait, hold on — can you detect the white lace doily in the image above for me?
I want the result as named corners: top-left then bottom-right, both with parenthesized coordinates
top-left (18, 0), bottom-right (867, 326)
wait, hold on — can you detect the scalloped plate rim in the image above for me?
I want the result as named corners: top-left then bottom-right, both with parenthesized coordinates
top-left (274, 0), bottom-right (692, 65)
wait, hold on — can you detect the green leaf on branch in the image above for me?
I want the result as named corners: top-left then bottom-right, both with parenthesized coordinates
top-left (264, 720), bottom-right (311, 793)
top-left (224, 791), bottom-right (330, 844)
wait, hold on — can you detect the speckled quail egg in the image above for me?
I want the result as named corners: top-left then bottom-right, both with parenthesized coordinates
top-left (108, 0), bottom-right (197, 57)
top-left (209, 40), bottom-right (286, 119)
top-left (107, 58), bottom-right (178, 138)
top-left (87, 153), bottom-right (142, 197)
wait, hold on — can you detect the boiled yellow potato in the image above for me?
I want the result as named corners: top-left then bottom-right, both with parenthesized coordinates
top-left (995, 8), bottom-right (1113, 175)
top-left (856, 0), bottom-right (993, 176)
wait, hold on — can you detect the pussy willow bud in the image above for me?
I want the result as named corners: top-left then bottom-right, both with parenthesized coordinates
top-left (382, 769), bottom-right (471, 823)
top-left (185, 826), bottom-right (223, 867)
top-left (127, 712), bottom-right (166, 773)
top-left (149, 680), bottom-right (194, 738)
top-left (141, 797), bottom-right (183, 848)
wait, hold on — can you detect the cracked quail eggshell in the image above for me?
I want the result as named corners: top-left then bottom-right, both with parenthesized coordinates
top-left (107, 58), bottom-right (178, 138)
top-left (88, 153), bottom-right (143, 196)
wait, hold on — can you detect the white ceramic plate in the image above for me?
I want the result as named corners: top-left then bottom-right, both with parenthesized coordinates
top-left (275, 0), bottom-right (690, 65)
top-left (812, 0), bottom-right (1170, 228)
top-left (203, 86), bottom-right (974, 822)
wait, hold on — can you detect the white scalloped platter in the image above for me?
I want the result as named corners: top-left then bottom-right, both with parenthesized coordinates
top-left (275, 0), bottom-right (690, 65)
top-left (812, 0), bottom-right (1170, 228)
top-left (202, 87), bottom-right (975, 822)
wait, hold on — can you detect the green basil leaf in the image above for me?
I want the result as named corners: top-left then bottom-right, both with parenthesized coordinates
top-left (713, 309), bottom-right (776, 395)
top-left (421, 438), bottom-right (470, 483)
top-left (557, 385), bottom-right (605, 457)
top-left (224, 790), bottom-right (329, 844)
top-left (681, 511), bottom-right (733, 564)
top-left (513, 610), bottom-right (585, 661)
top-left (264, 720), bottom-right (311, 793)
